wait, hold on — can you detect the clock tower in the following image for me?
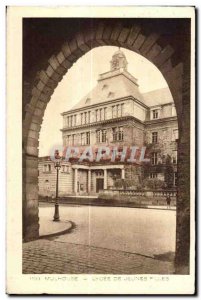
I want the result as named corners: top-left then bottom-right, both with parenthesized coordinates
top-left (110, 48), bottom-right (128, 71)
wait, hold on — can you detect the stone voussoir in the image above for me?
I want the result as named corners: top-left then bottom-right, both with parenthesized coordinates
top-left (140, 33), bottom-right (160, 55)
top-left (152, 44), bottom-right (175, 67)
top-left (76, 32), bottom-right (91, 53)
top-left (62, 41), bottom-right (77, 62)
top-left (95, 23), bottom-right (106, 46)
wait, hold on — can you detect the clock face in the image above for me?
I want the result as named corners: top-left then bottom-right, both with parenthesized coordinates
top-left (112, 59), bottom-right (119, 68)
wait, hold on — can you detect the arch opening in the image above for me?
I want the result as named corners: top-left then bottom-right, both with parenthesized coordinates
top-left (23, 21), bottom-right (191, 274)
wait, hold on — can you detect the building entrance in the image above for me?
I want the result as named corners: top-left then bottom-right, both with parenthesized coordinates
top-left (96, 178), bottom-right (104, 193)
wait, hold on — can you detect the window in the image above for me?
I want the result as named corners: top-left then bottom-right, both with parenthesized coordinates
top-left (86, 132), bottom-right (90, 145)
top-left (112, 128), bottom-right (117, 141)
top-left (108, 92), bottom-right (114, 98)
top-left (102, 129), bottom-right (107, 143)
top-left (112, 127), bottom-right (124, 142)
top-left (104, 107), bottom-right (107, 120)
top-left (174, 172), bottom-right (178, 186)
top-left (172, 150), bottom-right (177, 164)
top-left (117, 104), bottom-right (121, 117)
top-left (121, 103), bottom-right (124, 116)
top-left (172, 104), bottom-right (176, 117)
top-left (151, 152), bottom-right (158, 165)
top-left (118, 127), bottom-right (124, 141)
top-left (70, 115), bottom-right (73, 126)
top-left (88, 111), bottom-right (91, 123)
top-left (152, 132), bottom-right (158, 143)
top-left (152, 109), bottom-right (159, 119)
top-left (172, 129), bottom-right (178, 141)
top-left (150, 173), bottom-right (158, 179)
top-left (96, 130), bottom-right (107, 143)
top-left (112, 106), bottom-right (116, 118)
top-left (81, 133), bottom-right (86, 145)
top-left (43, 164), bottom-right (51, 173)
top-left (61, 165), bottom-right (70, 173)
top-left (69, 135), bottom-right (72, 146)
top-left (81, 113), bottom-right (83, 125)
top-left (96, 130), bottom-right (101, 143)
top-left (74, 115), bottom-right (77, 126)
top-left (100, 108), bottom-right (103, 120)
top-left (95, 109), bottom-right (99, 122)
top-left (84, 112), bottom-right (87, 124)
top-left (72, 134), bottom-right (76, 146)
top-left (85, 97), bottom-right (90, 104)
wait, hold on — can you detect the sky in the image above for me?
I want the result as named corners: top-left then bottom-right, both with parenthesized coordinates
top-left (39, 46), bottom-right (168, 157)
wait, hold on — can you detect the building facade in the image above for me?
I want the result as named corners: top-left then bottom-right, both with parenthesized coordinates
top-left (39, 49), bottom-right (178, 197)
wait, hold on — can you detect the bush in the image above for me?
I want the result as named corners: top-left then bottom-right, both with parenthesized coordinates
top-left (142, 178), bottom-right (165, 190)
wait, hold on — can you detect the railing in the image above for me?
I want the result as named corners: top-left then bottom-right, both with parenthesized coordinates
top-left (102, 189), bottom-right (177, 198)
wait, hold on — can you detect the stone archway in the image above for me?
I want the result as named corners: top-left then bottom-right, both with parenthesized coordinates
top-left (23, 21), bottom-right (191, 274)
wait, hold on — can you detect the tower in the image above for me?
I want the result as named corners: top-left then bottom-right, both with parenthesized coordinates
top-left (110, 48), bottom-right (128, 71)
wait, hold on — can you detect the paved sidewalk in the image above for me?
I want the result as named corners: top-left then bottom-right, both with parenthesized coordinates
top-left (23, 239), bottom-right (174, 274)
top-left (39, 216), bottom-right (72, 237)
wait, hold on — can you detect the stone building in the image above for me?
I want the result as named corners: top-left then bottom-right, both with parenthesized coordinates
top-left (39, 49), bottom-right (178, 197)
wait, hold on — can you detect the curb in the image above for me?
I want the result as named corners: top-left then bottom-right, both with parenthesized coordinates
top-left (39, 221), bottom-right (76, 239)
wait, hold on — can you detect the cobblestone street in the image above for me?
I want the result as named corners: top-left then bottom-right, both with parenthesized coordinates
top-left (23, 239), bottom-right (174, 274)
top-left (22, 204), bottom-right (176, 274)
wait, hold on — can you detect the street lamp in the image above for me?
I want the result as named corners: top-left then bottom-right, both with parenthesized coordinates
top-left (53, 150), bottom-right (62, 222)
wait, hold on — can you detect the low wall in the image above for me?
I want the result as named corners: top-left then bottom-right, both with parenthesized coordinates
top-left (98, 189), bottom-right (177, 206)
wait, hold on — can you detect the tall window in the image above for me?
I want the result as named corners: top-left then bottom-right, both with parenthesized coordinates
top-left (174, 172), bottom-right (178, 186)
top-left (102, 129), bottom-right (107, 143)
top-left (86, 132), bottom-right (90, 145)
top-left (84, 112), bottom-right (87, 124)
top-left (118, 127), bottom-right (124, 141)
top-left (88, 111), bottom-right (91, 123)
top-left (43, 164), bottom-right (51, 173)
top-left (117, 104), bottom-right (121, 117)
top-left (95, 109), bottom-right (99, 122)
top-left (172, 104), bottom-right (176, 116)
top-left (72, 134), bottom-right (76, 146)
top-left (112, 127), bottom-right (124, 141)
top-left (152, 109), bottom-right (159, 119)
top-left (152, 132), bottom-right (158, 143)
top-left (121, 103), bottom-right (124, 116)
top-left (151, 152), bottom-right (158, 165)
top-left (104, 107), bottom-right (107, 120)
top-left (172, 129), bottom-right (178, 141)
top-left (96, 130), bottom-right (101, 143)
top-left (61, 165), bottom-right (70, 173)
top-left (81, 133), bottom-right (85, 145)
top-left (81, 113), bottom-right (83, 125)
top-left (172, 150), bottom-right (177, 164)
top-left (74, 115), bottom-right (77, 126)
top-left (150, 173), bottom-right (158, 179)
top-left (112, 106), bottom-right (116, 118)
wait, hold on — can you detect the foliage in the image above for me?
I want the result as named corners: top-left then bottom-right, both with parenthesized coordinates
top-left (141, 178), bottom-right (165, 190)
top-left (164, 155), bottom-right (174, 188)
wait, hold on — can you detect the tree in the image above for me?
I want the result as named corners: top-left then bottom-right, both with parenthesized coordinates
top-left (142, 178), bottom-right (164, 190)
top-left (164, 155), bottom-right (174, 188)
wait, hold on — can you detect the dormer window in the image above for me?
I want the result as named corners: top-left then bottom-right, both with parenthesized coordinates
top-left (102, 84), bottom-right (108, 90)
top-left (152, 109), bottom-right (159, 119)
top-left (108, 92), bottom-right (114, 98)
top-left (85, 97), bottom-right (91, 104)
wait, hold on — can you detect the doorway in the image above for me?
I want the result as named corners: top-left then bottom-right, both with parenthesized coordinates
top-left (96, 178), bottom-right (104, 193)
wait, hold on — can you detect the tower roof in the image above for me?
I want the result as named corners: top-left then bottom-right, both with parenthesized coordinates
top-left (68, 49), bottom-right (145, 111)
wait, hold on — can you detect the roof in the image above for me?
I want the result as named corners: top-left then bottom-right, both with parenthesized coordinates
top-left (69, 70), bottom-right (146, 111)
top-left (142, 87), bottom-right (174, 107)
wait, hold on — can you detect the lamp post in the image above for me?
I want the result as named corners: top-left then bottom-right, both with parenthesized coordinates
top-left (53, 150), bottom-right (62, 222)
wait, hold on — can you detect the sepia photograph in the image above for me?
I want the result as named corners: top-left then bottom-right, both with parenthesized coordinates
top-left (6, 6), bottom-right (195, 294)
